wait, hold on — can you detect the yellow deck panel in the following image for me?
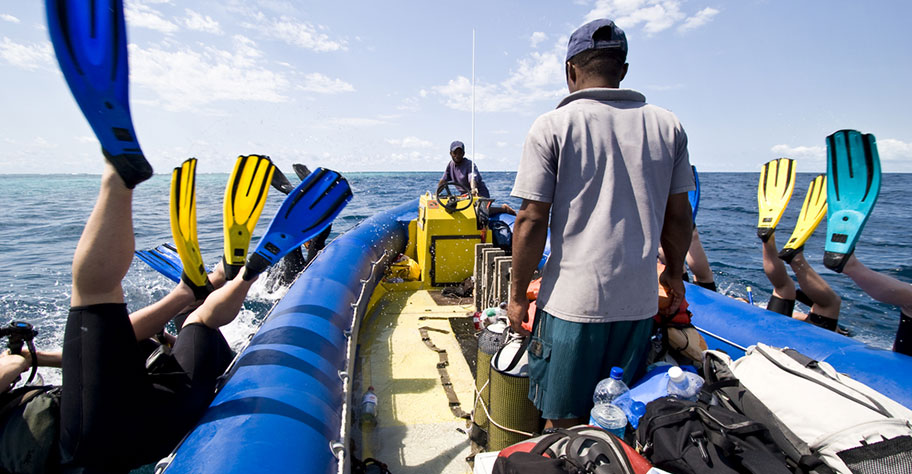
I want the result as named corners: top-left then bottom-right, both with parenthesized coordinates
top-left (356, 288), bottom-right (477, 473)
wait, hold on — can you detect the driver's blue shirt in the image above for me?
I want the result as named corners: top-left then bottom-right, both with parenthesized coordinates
top-left (442, 158), bottom-right (490, 198)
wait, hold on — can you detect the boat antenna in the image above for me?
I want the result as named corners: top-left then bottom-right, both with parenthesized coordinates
top-left (470, 28), bottom-right (476, 195)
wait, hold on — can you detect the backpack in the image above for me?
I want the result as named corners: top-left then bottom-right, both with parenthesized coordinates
top-left (493, 425), bottom-right (653, 474)
top-left (0, 385), bottom-right (62, 474)
top-left (702, 345), bottom-right (912, 474)
top-left (489, 220), bottom-right (512, 253)
top-left (636, 396), bottom-right (792, 474)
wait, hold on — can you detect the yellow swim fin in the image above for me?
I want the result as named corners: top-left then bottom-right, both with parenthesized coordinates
top-left (779, 175), bottom-right (827, 263)
top-left (223, 155), bottom-right (275, 279)
top-left (169, 158), bottom-right (213, 299)
top-left (757, 158), bottom-right (796, 242)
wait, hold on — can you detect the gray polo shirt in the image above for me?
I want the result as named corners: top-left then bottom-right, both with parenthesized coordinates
top-left (512, 88), bottom-right (694, 323)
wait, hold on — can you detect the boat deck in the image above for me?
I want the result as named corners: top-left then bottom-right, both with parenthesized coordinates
top-left (353, 285), bottom-right (478, 473)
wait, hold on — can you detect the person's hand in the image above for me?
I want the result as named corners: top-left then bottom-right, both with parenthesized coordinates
top-left (507, 298), bottom-right (531, 336)
top-left (1, 352), bottom-right (29, 390)
top-left (658, 268), bottom-right (686, 316)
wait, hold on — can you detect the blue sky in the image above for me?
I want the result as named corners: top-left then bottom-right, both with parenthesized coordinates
top-left (1, 0), bottom-right (910, 176)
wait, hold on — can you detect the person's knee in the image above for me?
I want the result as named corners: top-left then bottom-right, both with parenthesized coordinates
top-left (813, 291), bottom-right (841, 317)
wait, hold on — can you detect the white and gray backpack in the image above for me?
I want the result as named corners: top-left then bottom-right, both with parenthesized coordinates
top-left (702, 343), bottom-right (912, 474)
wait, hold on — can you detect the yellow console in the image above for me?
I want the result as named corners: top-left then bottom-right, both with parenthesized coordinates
top-left (415, 193), bottom-right (491, 286)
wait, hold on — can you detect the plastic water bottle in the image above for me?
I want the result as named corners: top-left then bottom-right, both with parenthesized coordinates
top-left (613, 392), bottom-right (647, 430)
top-left (666, 366), bottom-right (704, 401)
top-left (361, 386), bottom-right (378, 423)
top-left (593, 367), bottom-right (629, 404)
top-left (589, 402), bottom-right (626, 438)
top-left (484, 307), bottom-right (498, 325)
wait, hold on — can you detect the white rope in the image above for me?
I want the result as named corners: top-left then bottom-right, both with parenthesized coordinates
top-left (472, 378), bottom-right (536, 438)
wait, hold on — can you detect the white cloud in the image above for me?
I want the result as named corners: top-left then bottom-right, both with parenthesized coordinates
top-left (530, 32), bottom-right (548, 48)
top-left (0, 37), bottom-right (53, 71)
top-left (770, 144), bottom-right (825, 159)
top-left (679, 7), bottom-right (719, 32)
top-left (182, 9), bottom-right (222, 34)
top-left (125, 1), bottom-right (179, 34)
top-left (1, 14), bottom-right (20, 23)
top-left (245, 14), bottom-right (346, 52)
top-left (296, 73), bottom-right (354, 94)
top-left (878, 138), bottom-right (912, 162)
top-left (386, 137), bottom-right (433, 149)
top-left (128, 36), bottom-right (289, 111)
top-left (328, 117), bottom-right (386, 127)
top-left (430, 37), bottom-right (566, 113)
top-left (584, 0), bottom-right (717, 35)
top-left (771, 138), bottom-right (912, 163)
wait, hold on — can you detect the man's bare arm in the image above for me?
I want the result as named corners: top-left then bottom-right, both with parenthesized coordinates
top-left (507, 199), bottom-right (551, 334)
top-left (659, 192), bottom-right (693, 314)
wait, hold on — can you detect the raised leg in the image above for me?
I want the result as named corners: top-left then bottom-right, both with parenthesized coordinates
top-left (70, 164), bottom-right (136, 307)
top-left (788, 252), bottom-right (840, 319)
top-left (762, 233), bottom-right (795, 300)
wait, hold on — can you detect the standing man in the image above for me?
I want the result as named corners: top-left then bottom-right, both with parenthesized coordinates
top-left (507, 19), bottom-right (694, 429)
top-left (438, 140), bottom-right (491, 198)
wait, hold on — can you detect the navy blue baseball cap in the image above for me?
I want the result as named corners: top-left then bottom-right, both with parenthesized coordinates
top-left (450, 140), bottom-right (465, 152)
top-left (566, 19), bottom-right (627, 63)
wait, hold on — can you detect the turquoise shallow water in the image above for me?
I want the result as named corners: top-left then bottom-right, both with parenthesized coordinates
top-left (0, 171), bottom-right (910, 386)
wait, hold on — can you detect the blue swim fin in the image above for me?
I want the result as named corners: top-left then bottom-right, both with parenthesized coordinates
top-left (824, 130), bottom-right (881, 272)
top-left (46, 0), bottom-right (152, 188)
top-left (688, 165), bottom-right (700, 223)
top-left (243, 168), bottom-right (352, 280)
top-left (135, 243), bottom-right (183, 283)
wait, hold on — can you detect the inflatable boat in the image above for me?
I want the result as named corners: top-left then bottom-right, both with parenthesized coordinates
top-left (158, 194), bottom-right (912, 474)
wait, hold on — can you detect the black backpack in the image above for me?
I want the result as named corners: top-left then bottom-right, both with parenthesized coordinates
top-left (636, 396), bottom-right (792, 474)
top-left (700, 351), bottom-right (837, 474)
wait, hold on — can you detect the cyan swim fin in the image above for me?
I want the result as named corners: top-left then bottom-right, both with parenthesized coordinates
top-left (757, 158), bottom-right (796, 242)
top-left (170, 158), bottom-right (214, 299)
top-left (688, 165), bottom-right (700, 223)
top-left (135, 243), bottom-right (182, 283)
top-left (824, 130), bottom-right (881, 272)
top-left (243, 168), bottom-right (352, 279)
top-left (223, 155), bottom-right (275, 280)
top-left (779, 174), bottom-right (827, 263)
top-left (46, 0), bottom-right (152, 188)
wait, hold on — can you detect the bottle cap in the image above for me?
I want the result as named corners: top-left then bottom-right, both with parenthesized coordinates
top-left (632, 401), bottom-right (646, 417)
top-left (609, 366), bottom-right (624, 380)
top-left (668, 366), bottom-right (684, 382)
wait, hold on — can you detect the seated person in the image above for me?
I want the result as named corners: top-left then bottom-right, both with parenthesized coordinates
top-left (760, 231), bottom-right (842, 331)
top-left (1, 162), bottom-right (267, 473)
top-left (660, 226), bottom-right (717, 291)
top-left (438, 140), bottom-right (515, 215)
top-left (840, 254), bottom-right (912, 356)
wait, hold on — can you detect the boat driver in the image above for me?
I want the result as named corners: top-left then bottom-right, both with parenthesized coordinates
top-left (437, 141), bottom-right (515, 215)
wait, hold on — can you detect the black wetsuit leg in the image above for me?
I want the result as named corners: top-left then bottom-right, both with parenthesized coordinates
top-left (766, 295), bottom-right (795, 317)
top-left (695, 280), bottom-right (717, 292)
top-left (795, 289), bottom-right (815, 308)
top-left (60, 303), bottom-right (152, 472)
top-left (893, 310), bottom-right (912, 356)
top-left (806, 312), bottom-right (838, 331)
top-left (60, 305), bottom-right (233, 472)
top-left (168, 323), bottom-right (234, 421)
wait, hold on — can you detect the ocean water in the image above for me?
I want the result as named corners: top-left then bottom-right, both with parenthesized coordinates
top-left (0, 171), bottom-right (910, 386)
